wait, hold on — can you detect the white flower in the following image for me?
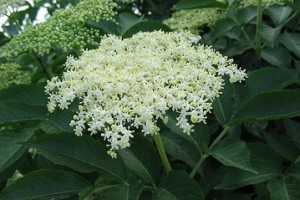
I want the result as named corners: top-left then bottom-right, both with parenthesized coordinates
top-left (45, 31), bottom-right (247, 156)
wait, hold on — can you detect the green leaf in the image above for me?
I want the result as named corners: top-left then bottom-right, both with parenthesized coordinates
top-left (80, 181), bottom-right (143, 200)
top-left (241, 68), bottom-right (298, 102)
top-left (40, 109), bottom-right (74, 133)
top-left (264, 133), bottom-right (299, 162)
top-left (174, 0), bottom-right (227, 10)
top-left (0, 102), bottom-right (47, 124)
top-left (199, 166), bottom-right (227, 194)
top-left (210, 138), bottom-right (256, 173)
top-left (284, 119), bottom-right (300, 148)
top-left (216, 159), bottom-right (281, 190)
top-left (165, 112), bottom-right (205, 151)
top-left (222, 39), bottom-right (252, 57)
top-left (0, 129), bottom-right (36, 173)
top-left (286, 163), bottom-right (300, 180)
top-left (267, 5), bottom-right (292, 26)
top-left (213, 79), bottom-right (235, 125)
top-left (118, 134), bottom-right (160, 185)
top-left (87, 19), bottom-right (119, 35)
top-left (213, 37), bottom-right (228, 49)
top-left (191, 123), bottom-right (210, 150)
top-left (0, 169), bottom-right (91, 200)
top-left (261, 46), bottom-right (291, 68)
top-left (296, 156), bottom-right (300, 163)
top-left (80, 184), bottom-right (128, 200)
top-left (267, 176), bottom-right (300, 200)
top-left (233, 6), bottom-right (257, 25)
top-left (212, 18), bottom-right (238, 38)
top-left (127, 181), bottom-right (144, 200)
top-left (280, 33), bottom-right (300, 58)
top-left (261, 24), bottom-right (281, 48)
top-left (122, 20), bottom-right (171, 38)
top-left (248, 143), bottom-right (282, 165)
top-left (216, 143), bottom-right (282, 190)
top-left (164, 112), bottom-right (210, 160)
top-left (27, 134), bottom-right (127, 180)
top-left (231, 91), bottom-right (300, 125)
top-left (117, 12), bottom-right (143, 36)
top-left (153, 171), bottom-right (204, 200)
top-left (161, 130), bottom-right (200, 167)
top-left (286, 0), bottom-right (300, 12)
top-left (226, 28), bottom-right (242, 40)
top-left (253, 183), bottom-right (271, 200)
top-left (217, 192), bottom-right (252, 200)
top-left (0, 84), bottom-right (47, 106)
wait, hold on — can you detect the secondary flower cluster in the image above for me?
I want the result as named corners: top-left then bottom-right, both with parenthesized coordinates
top-left (45, 31), bottom-right (247, 157)
top-left (0, 63), bottom-right (31, 90)
top-left (240, 0), bottom-right (292, 7)
top-left (164, 0), bottom-right (292, 33)
top-left (3, 0), bottom-right (117, 57)
top-left (164, 8), bottom-right (226, 33)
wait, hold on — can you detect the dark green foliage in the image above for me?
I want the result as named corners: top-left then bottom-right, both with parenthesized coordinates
top-left (0, 169), bottom-right (91, 200)
top-left (153, 171), bottom-right (205, 200)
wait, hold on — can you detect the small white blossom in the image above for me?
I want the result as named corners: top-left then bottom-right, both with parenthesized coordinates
top-left (45, 31), bottom-right (247, 156)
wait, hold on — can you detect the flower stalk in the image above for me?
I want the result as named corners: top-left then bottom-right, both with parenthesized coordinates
top-left (153, 132), bottom-right (172, 174)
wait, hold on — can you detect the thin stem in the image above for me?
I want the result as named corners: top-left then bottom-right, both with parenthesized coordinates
top-left (12, 16), bottom-right (22, 32)
top-left (4, 9), bottom-right (22, 32)
top-left (153, 132), bottom-right (172, 174)
top-left (209, 126), bottom-right (230, 150)
top-left (189, 126), bottom-right (230, 178)
top-left (189, 154), bottom-right (208, 178)
top-left (286, 12), bottom-right (299, 32)
top-left (255, 0), bottom-right (263, 67)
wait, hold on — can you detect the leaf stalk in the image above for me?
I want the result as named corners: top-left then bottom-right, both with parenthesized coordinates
top-left (189, 126), bottom-right (230, 178)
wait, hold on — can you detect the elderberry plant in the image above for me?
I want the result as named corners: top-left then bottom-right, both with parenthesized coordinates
top-left (0, 0), bottom-right (300, 199)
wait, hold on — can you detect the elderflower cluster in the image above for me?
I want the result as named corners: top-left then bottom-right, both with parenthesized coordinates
top-left (0, 63), bottom-right (31, 90)
top-left (164, 8), bottom-right (226, 33)
top-left (240, 0), bottom-right (292, 7)
top-left (3, 0), bottom-right (117, 57)
top-left (45, 31), bottom-right (247, 157)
